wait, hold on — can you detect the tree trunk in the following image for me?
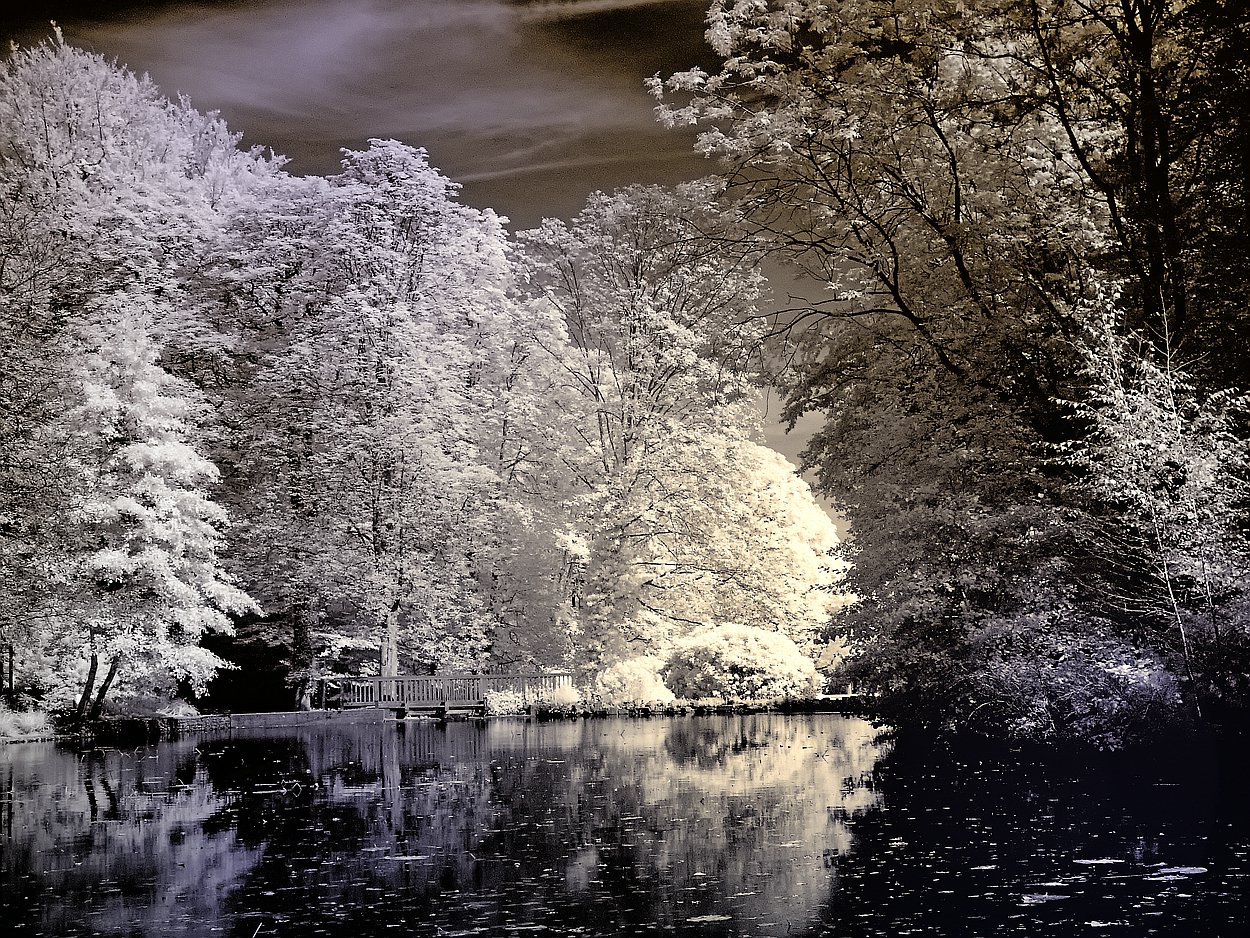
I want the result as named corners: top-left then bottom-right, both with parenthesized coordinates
top-left (88, 656), bottom-right (121, 723)
top-left (381, 598), bottom-right (400, 677)
top-left (292, 601), bottom-right (315, 710)
top-left (74, 652), bottom-right (100, 726)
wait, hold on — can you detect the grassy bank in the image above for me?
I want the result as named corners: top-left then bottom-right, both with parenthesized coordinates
top-left (0, 707), bottom-right (54, 743)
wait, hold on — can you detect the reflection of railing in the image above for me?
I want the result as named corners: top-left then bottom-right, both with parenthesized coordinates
top-left (320, 673), bottom-right (574, 711)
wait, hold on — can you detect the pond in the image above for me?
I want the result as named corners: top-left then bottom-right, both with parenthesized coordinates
top-left (1, 714), bottom-right (1246, 937)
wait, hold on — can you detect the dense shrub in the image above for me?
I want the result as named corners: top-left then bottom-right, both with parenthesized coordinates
top-left (662, 624), bottom-right (820, 700)
top-left (973, 620), bottom-right (1187, 749)
top-left (838, 612), bottom-right (1194, 749)
top-left (485, 684), bottom-right (582, 715)
top-left (0, 705), bottom-right (51, 740)
top-left (484, 690), bottom-right (528, 715)
top-left (541, 684), bottom-right (582, 707)
top-left (593, 656), bottom-right (676, 705)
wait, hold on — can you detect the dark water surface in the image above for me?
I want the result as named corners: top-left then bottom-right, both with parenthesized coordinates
top-left (2, 714), bottom-right (1247, 937)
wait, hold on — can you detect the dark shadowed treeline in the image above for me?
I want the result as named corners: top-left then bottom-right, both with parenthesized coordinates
top-left (652, 0), bottom-right (1250, 746)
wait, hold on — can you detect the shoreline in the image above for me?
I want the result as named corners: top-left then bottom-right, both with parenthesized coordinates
top-left (0, 694), bottom-right (876, 746)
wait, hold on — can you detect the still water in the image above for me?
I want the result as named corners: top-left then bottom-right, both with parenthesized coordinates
top-left (1, 714), bottom-right (1247, 937)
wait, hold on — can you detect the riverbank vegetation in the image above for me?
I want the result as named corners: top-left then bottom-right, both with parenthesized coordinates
top-left (0, 703), bottom-right (51, 742)
top-left (3, 1), bottom-right (1249, 750)
top-left (651, 0), bottom-right (1250, 747)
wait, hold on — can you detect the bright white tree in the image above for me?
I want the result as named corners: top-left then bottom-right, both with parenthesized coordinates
top-left (0, 33), bottom-right (272, 710)
top-left (51, 305), bottom-right (256, 721)
top-left (242, 140), bottom-right (529, 677)
top-left (515, 183), bottom-right (850, 672)
top-left (0, 34), bottom-right (861, 714)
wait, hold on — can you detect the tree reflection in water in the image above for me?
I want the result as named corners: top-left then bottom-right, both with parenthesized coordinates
top-left (4, 717), bottom-right (1246, 936)
top-left (0, 714), bottom-right (886, 936)
top-left (1, 739), bottom-right (265, 936)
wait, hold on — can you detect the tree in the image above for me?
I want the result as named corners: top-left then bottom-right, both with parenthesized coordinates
top-left (650, 0), bottom-right (1098, 732)
top-left (217, 140), bottom-right (541, 683)
top-left (1009, 1), bottom-right (1250, 373)
top-left (649, 0), bottom-right (1250, 739)
top-left (585, 435), bottom-right (850, 654)
top-left (515, 183), bottom-right (850, 673)
top-left (48, 307), bottom-right (256, 721)
top-left (0, 37), bottom-right (598, 705)
top-left (1067, 294), bottom-right (1250, 711)
top-left (0, 33), bottom-right (272, 712)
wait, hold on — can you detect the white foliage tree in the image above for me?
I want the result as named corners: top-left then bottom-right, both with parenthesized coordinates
top-left (0, 34), bottom-right (857, 711)
top-left (638, 439), bottom-right (850, 649)
top-left (0, 33), bottom-right (271, 709)
top-left (249, 140), bottom-right (523, 676)
top-left (516, 183), bottom-right (850, 672)
top-left (1071, 296), bottom-right (1250, 693)
top-left (52, 307), bottom-right (256, 720)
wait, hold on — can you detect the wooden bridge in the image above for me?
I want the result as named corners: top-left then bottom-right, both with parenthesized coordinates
top-left (318, 672), bottom-right (574, 715)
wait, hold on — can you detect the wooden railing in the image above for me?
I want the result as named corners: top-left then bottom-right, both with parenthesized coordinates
top-left (320, 672), bottom-right (574, 711)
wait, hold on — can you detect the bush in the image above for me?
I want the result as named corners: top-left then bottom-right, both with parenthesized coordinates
top-left (540, 684), bottom-right (582, 707)
top-left (0, 705), bottom-right (52, 740)
top-left (662, 624), bottom-right (820, 701)
top-left (535, 683), bottom-right (583, 717)
top-left (972, 619), bottom-right (1187, 749)
top-left (156, 699), bottom-right (201, 718)
top-left (593, 656), bottom-right (676, 706)
top-left (484, 689), bottom-right (529, 715)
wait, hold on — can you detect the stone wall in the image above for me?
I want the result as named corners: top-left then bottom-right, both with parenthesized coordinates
top-left (173, 714), bottom-right (232, 734)
top-left (92, 710), bottom-right (381, 744)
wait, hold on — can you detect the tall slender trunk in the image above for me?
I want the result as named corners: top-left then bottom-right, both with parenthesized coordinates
top-left (88, 656), bottom-right (120, 723)
top-left (1152, 515), bottom-right (1201, 720)
top-left (381, 598), bottom-right (400, 677)
top-left (292, 601), bottom-right (316, 709)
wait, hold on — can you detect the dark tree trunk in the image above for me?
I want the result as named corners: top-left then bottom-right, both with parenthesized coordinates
top-left (74, 652), bottom-right (99, 726)
top-left (87, 656), bottom-right (120, 723)
top-left (291, 600), bottom-right (317, 710)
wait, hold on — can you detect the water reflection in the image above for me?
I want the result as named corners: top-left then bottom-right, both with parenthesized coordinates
top-left (821, 741), bottom-right (1250, 938)
top-left (0, 714), bottom-right (887, 937)
top-left (6, 718), bottom-right (1245, 936)
top-left (1, 739), bottom-right (265, 936)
